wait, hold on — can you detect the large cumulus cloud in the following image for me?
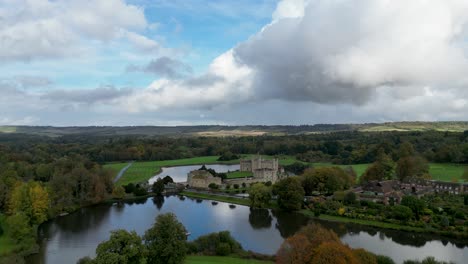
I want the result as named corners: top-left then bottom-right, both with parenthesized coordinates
top-left (122, 0), bottom-right (468, 115)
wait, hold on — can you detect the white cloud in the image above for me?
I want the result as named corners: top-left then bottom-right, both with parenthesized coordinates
top-left (121, 0), bottom-right (468, 120)
top-left (0, 0), bottom-right (151, 62)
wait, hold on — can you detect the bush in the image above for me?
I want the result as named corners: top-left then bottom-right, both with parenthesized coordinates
top-left (208, 183), bottom-right (218, 189)
top-left (216, 242), bottom-right (231, 256)
top-left (344, 192), bottom-right (357, 205)
top-left (188, 231), bottom-right (242, 256)
top-left (233, 184), bottom-right (239, 189)
top-left (226, 184), bottom-right (231, 189)
top-left (133, 187), bottom-right (148, 196)
top-left (376, 255), bottom-right (396, 264)
top-left (123, 183), bottom-right (136, 194)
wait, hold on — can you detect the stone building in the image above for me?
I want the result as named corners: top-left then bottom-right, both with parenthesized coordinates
top-left (187, 170), bottom-right (221, 189)
top-left (239, 156), bottom-right (281, 183)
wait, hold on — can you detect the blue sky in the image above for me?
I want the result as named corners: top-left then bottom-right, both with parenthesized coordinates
top-left (1, 0), bottom-right (468, 126)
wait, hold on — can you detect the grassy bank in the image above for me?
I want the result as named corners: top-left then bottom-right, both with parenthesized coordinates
top-left (300, 211), bottom-right (467, 239)
top-left (181, 191), bottom-right (251, 206)
top-left (185, 256), bottom-right (272, 264)
top-left (300, 211), bottom-right (423, 231)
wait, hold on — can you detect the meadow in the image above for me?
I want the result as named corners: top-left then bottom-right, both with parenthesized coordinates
top-left (106, 155), bottom-right (466, 185)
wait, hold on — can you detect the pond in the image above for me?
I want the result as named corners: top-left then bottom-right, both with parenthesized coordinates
top-left (148, 164), bottom-right (240, 184)
top-left (27, 196), bottom-right (467, 264)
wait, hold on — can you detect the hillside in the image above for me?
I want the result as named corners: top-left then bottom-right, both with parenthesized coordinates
top-left (1, 121), bottom-right (468, 137)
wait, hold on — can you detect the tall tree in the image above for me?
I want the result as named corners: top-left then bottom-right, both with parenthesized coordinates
top-left (143, 213), bottom-right (187, 264)
top-left (273, 177), bottom-right (305, 211)
top-left (248, 183), bottom-right (272, 208)
top-left (93, 229), bottom-right (145, 264)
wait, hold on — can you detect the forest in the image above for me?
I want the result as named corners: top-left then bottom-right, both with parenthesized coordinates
top-left (1, 129), bottom-right (468, 261)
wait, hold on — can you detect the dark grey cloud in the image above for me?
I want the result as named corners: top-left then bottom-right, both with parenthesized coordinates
top-left (41, 86), bottom-right (132, 104)
top-left (127, 56), bottom-right (193, 79)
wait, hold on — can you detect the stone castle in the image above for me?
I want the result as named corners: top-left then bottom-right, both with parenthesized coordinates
top-left (239, 156), bottom-right (280, 183)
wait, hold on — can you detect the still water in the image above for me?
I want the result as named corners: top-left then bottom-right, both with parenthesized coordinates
top-left (27, 196), bottom-right (467, 264)
top-left (148, 164), bottom-right (240, 184)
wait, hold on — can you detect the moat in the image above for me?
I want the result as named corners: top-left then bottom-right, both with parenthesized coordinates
top-left (27, 196), bottom-right (467, 264)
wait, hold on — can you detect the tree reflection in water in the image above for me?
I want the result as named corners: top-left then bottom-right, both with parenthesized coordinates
top-left (248, 208), bottom-right (272, 229)
top-left (152, 196), bottom-right (165, 210)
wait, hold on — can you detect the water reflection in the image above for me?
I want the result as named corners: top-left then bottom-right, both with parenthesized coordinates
top-left (152, 196), bottom-right (165, 210)
top-left (249, 209), bottom-right (272, 229)
top-left (27, 196), bottom-right (467, 264)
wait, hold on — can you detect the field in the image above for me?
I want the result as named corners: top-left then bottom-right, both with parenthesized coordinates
top-left (103, 163), bottom-right (131, 177)
top-left (114, 156), bottom-right (240, 185)
top-left (227, 171), bottom-right (253, 179)
top-left (107, 154), bottom-right (466, 185)
top-left (185, 256), bottom-right (272, 264)
top-left (429, 163), bottom-right (467, 182)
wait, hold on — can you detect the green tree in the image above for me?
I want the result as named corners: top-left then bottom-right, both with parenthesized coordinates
top-left (302, 167), bottom-right (353, 195)
top-left (143, 213), bottom-right (187, 264)
top-left (93, 229), bottom-right (145, 264)
top-left (112, 186), bottom-right (125, 199)
top-left (6, 213), bottom-right (35, 251)
top-left (401, 196), bottom-right (426, 220)
top-left (389, 205), bottom-right (413, 222)
top-left (462, 168), bottom-right (468, 182)
top-left (152, 178), bottom-right (165, 196)
top-left (8, 181), bottom-right (49, 225)
top-left (248, 183), bottom-right (272, 208)
top-left (273, 177), bottom-right (305, 211)
top-left (396, 156), bottom-right (429, 181)
top-left (361, 153), bottom-right (395, 182)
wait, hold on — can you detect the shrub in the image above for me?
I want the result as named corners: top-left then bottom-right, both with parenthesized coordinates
top-left (216, 242), bottom-right (231, 256)
top-left (133, 187), bottom-right (148, 196)
top-left (233, 184), bottom-right (239, 189)
top-left (353, 248), bottom-right (378, 264)
top-left (208, 183), bottom-right (218, 189)
top-left (123, 183), bottom-right (136, 194)
top-left (376, 255), bottom-right (396, 264)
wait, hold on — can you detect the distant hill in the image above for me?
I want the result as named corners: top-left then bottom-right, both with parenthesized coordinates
top-left (1, 122), bottom-right (468, 137)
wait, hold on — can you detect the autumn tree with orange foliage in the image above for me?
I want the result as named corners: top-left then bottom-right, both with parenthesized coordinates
top-left (311, 242), bottom-right (359, 264)
top-left (276, 234), bottom-right (314, 264)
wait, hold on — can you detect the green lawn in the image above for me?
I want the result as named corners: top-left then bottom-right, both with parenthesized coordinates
top-left (429, 163), bottom-right (467, 182)
top-left (226, 171), bottom-right (253, 179)
top-left (103, 162), bottom-right (130, 179)
top-left (185, 256), bottom-right (272, 264)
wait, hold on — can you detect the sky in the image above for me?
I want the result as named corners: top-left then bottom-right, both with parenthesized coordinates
top-left (2, 0), bottom-right (468, 126)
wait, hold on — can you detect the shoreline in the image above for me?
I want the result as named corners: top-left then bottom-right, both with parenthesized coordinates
top-left (181, 191), bottom-right (468, 241)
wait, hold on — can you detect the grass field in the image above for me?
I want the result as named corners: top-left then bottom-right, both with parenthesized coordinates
top-left (107, 154), bottom-right (466, 185)
top-left (226, 171), bottom-right (253, 179)
top-left (185, 256), bottom-right (272, 264)
top-left (103, 162), bottom-right (130, 179)
top-left (429, 163), bottom-right (467, 182)
top-left (114, 156), bottom-right (240, 185)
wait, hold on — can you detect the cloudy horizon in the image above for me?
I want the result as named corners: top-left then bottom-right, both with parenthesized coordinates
top-left (2, 0), bottom-right (468, 126)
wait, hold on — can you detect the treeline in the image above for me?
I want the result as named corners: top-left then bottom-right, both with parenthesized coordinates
top-left (0, 155), bottom-right (115, 260)
top-left (1, 130), bottom-right (468, 165)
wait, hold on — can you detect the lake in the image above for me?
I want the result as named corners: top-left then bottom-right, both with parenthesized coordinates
top-left (148, 164), bottom-right (240, 184)
top-left (27, 196), bottom-right (467, 264)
